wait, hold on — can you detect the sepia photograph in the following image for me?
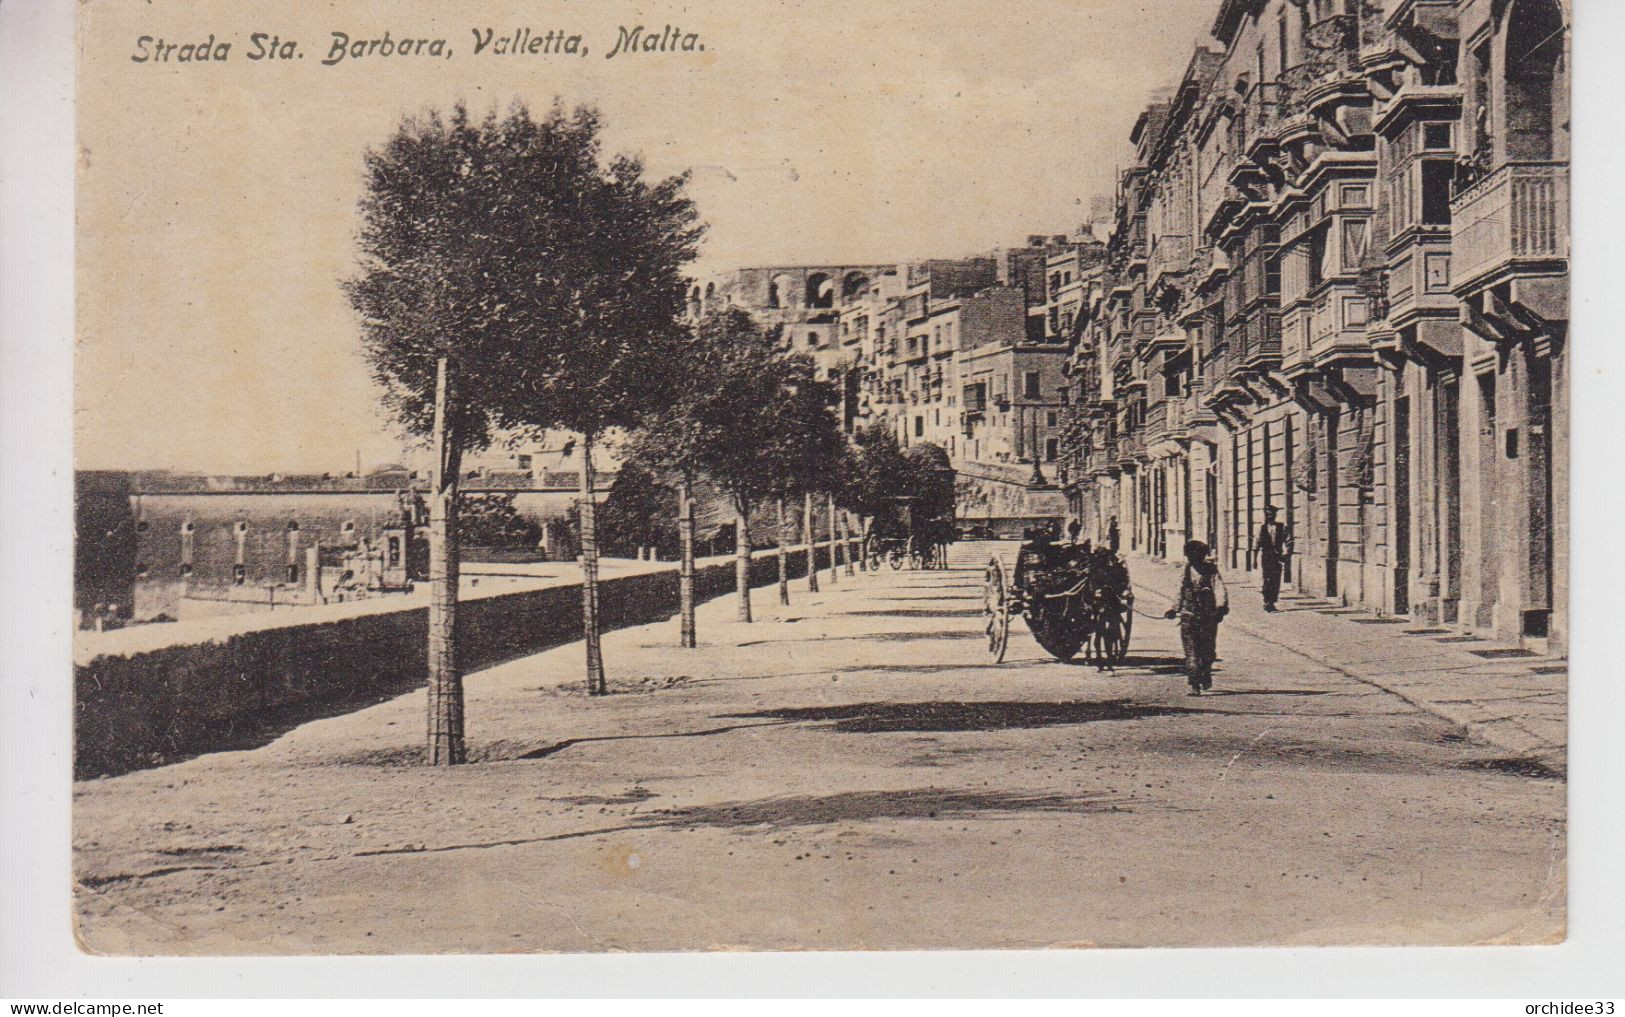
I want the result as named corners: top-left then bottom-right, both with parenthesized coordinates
top-left (57, 0), bottom-right (1573, 961)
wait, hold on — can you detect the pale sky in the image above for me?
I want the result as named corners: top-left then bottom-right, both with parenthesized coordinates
top-left (76, 0), bottom-right (1215, 473)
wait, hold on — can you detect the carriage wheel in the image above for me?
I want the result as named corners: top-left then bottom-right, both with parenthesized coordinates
top-left (864, 539), bottom-right (881, 572)
top-left (983, 557), bottom-right (1011, 663)
top-left (1027, 604), bottom-right (1082, 662)
top-left (888, 547), bottom-right (905, 570)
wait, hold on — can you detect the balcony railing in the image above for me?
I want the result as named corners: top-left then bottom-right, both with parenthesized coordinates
top-left (1451, 161), bottom-right (1569, 293)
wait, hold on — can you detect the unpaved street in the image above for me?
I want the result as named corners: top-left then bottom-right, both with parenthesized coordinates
top-left (74, 543), bottom-right (1564, 953)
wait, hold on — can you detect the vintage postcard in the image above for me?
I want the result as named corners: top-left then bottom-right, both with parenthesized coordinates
top-left (72, 0), bottom-right (1568, 954)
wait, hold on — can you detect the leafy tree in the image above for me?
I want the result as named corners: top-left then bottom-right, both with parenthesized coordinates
top-left (681, 307), bottom-right (801, 622)
top-left (346, 106), bottom-right (519, 765)
top-left (597, 457), bottom-right (679, 559)
top-left (845, 423), bottom-right (918, 545)
top-left (459, 102), bottom-right (703, 695)
top-left (459, 492), bottom-right (544, 546)
top-left (758, 360), bottom-right (845, 605)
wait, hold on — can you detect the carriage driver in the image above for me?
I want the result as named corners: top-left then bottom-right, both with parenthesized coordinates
top-left (1163, 539), bottom-right (1230, 695)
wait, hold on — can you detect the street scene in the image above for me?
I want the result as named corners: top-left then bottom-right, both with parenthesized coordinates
top-left (69, 0), bottom-right (1569, 955)
top-left (74, 543), bottom-right (1563, 952)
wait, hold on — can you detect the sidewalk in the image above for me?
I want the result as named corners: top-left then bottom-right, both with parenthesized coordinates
top-left (1123, 552), bottom-right (1567, 771)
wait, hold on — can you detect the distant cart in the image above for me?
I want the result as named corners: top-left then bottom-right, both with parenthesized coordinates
top-left (983, 541), bottom-right (1133, 665)
top-left (863, 495), bottom-right (952, 571)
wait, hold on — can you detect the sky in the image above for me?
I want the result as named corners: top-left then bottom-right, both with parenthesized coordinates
top-left (76, 0), bottom-right (1216, 473)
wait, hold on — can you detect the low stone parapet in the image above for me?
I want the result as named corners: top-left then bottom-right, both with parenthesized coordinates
top-left (74, 539), bottom-right (860, 779)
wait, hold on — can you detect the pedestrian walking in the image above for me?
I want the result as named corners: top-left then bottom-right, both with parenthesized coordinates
top-left (1164, 539), bottom-right (1229, 695)
top-left (1249, 505), bottom-right (1293, 611)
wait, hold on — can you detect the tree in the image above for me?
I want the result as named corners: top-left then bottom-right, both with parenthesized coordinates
top-left (758, 360), bottom-right (845, 606)
top-left (463, 102), bottom-right (703, 695)
top-left (682, 307), bottom-right (804, 623)
top-left (459, 492), bottom-right (544, 547)
top-left (844, 423), bottom-right (919, 551)
top-left (346, 106), bottom-right (516, 764)
top-left (621, 320), bottom-right (731, 647)
top-left (597, 456), bottom-right (680, 559)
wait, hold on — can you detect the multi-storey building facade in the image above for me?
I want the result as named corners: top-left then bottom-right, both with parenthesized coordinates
top-left (1061, 0), bottom-right (1568, 654)
top-left (705, 246), bottom-right (1080, 532)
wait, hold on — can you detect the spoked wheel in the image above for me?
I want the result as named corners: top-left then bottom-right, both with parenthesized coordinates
top-left (1027, 601), bottom-right (1082, 662)
top-left (888, 547), bottom-right (905, 570)
top-left (984, 557), bottom-right (1011, 662)
top-left (863, 539), bottom-right (882, 572)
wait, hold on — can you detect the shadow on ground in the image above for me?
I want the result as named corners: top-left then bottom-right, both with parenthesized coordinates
top-left (545, 786), bottom-right (1132, 841)
top-left (844, 608), bottom-right (986, 619)
top-left (723, 698), bottom-right (1198, 734)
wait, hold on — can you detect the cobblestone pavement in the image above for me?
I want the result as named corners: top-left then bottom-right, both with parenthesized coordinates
top-left (73, 542), bottom-right (1565, 953)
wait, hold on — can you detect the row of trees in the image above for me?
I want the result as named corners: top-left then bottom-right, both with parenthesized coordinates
top-left (347, 102), bottom-right (937, 766)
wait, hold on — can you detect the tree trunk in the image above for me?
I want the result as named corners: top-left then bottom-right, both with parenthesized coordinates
top-left (678, 474), bottom-right (696, 648)
top-left (426, 356), bottom-right (465, 765)
top-left (776, 495), bottom-right (790, 606)
top-left (735, 499), bottom-right (753, 622)
top-left (579, 431), bottom-right (606, 695)
top-left (803, 490), bottom-right (819, 593)
top-left (827, 493), bottom-right (841, 585)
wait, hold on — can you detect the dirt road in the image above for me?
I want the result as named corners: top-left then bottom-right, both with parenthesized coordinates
top-left (73, 543), bottom-right (1564, 953)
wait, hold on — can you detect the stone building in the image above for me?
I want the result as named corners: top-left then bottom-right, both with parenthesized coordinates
top-left (76, 464), bottom-right (613, 625)
top-left (708, 249), bottom-right (1081, 531)
top-left (1060, 0), bottom-right (1568, 653)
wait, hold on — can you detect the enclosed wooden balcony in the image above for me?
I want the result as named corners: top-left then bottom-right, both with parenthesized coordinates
top-left (1451, 161), bottom-right (1569, 295)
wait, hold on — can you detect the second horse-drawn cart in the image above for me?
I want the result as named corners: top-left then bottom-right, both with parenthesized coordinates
top-left (983, 539), bottom-right (1134, 666)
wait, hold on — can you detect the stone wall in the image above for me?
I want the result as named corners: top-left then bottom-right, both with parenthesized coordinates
top-left (74, 539), bottom-right (860, 779)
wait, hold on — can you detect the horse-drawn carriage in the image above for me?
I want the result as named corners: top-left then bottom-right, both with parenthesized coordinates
top-left (864, 494), bottom-right (952, 571)
top-left (982, 536), bottom-right (1134, 666)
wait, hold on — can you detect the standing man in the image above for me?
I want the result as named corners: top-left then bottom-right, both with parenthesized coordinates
top-left (1250, 504), bottom-right (1293, 612)
top-left (1164, 539), bottom-right (1229, 695)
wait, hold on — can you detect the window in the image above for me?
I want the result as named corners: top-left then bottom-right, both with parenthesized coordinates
top-left (1307, 224), bottom-right (1329, 288)
top-left (517, 454), bottom-right (533, 471)
top-left (1024, 371), bottom-right (1042, 399)
top-left (286, 563), bottom-right (299, 584)
top-left (1278, 11), bottom-right (1289, 75)
top-left (1046, 438), bottom-right (1059, 462)
top-left (1423, 123), bottom-right (1453, 150)
top-left (1421, 160), bottom-right (1453, 225)
top-left (914, 416), bottom-right (924, 438)
top-left (1341, 219), bottom-right (1370, 268)
top-left (1047, 411), bottom-right (1058, 427)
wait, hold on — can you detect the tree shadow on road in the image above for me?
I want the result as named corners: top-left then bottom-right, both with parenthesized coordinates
top-left (722, 698), bottom-right (1198, 734)
top-left (545, 786), bottom-right (1132, 841)
top-left (737, 631), bottom-right (984, 647)
top-left (844, 608), bottom-right (985, 618)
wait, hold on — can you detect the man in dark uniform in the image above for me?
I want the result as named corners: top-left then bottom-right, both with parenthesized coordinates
top-left (1249, 504), bottom-right (1292, 611)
